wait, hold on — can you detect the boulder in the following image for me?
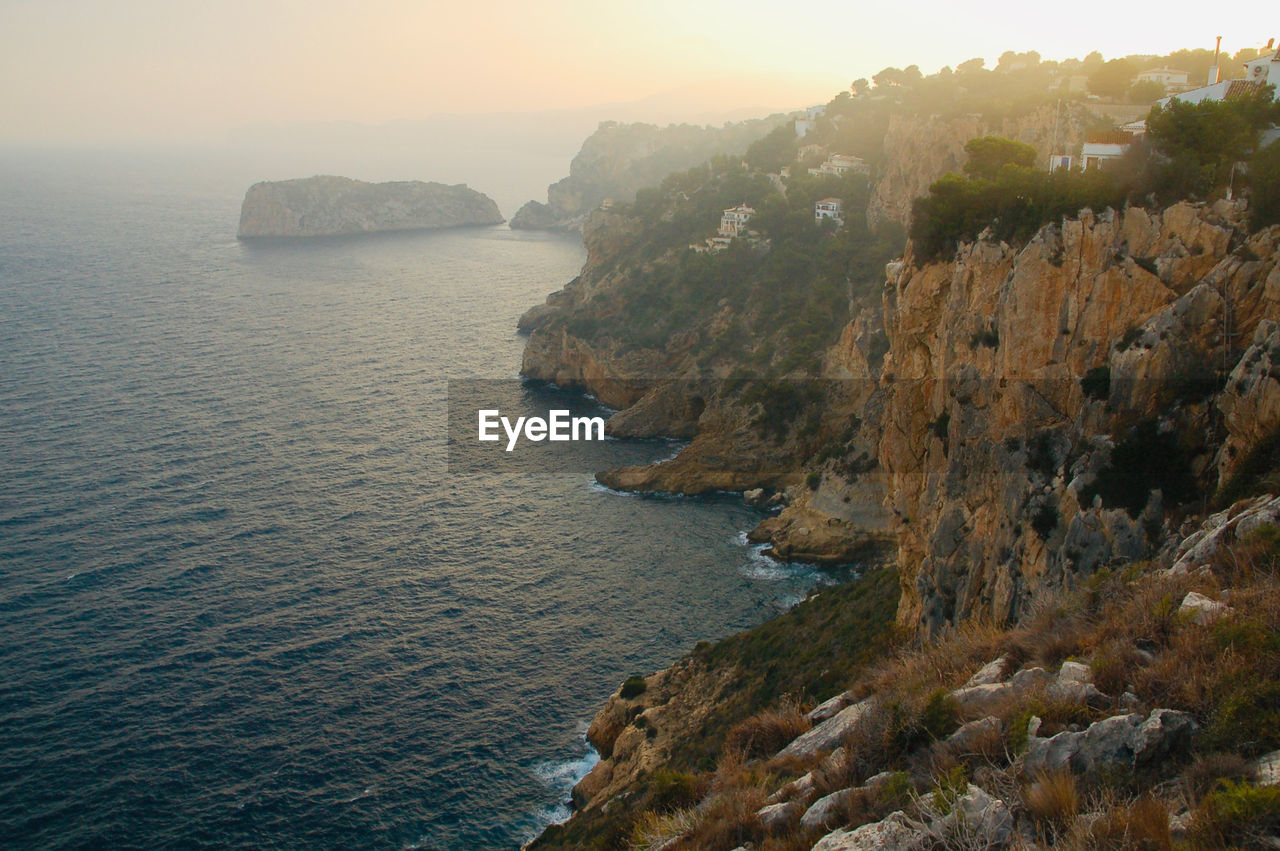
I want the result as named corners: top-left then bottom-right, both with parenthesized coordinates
top-left (757, 800), bottom-right (801, 832)
top-left (1170, 495), bottom-right (1280, 574)
top-left (1010, 667), bottom-right (1054, 691)
top-left (767, 771), bottom-right (816, 805)
top-left (809, 691), bottom-right (855, 723)
top-left (944, 716), bottom-right (1003, 755)
top-left (1058, 660), bottom-right (1093, 684)
top-left (1250, 750), bottom-right (1280, 786)
top-left (1023, 709), bottom-right (1198, 775)
top-left (781, 698), bottom-right (876, 758)
top-left (933, 784), bottom-right (1014, 844)
top-left (949, 683), bottom-right (1013, 717)
top-left (1179, 591), bottom-right (1230, 625)
top-left (801, 788), bottom-right (856, 831)
top-left (811, 812), bottom-right (918, 851)
top-left (964, 656), bottom-right (1012, 687)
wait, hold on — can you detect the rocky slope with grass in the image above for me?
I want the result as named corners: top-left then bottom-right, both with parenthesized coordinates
top-left (533, 504), bottom-right (1280, 850)
top-left (236, 175), bottom-right (502, 238)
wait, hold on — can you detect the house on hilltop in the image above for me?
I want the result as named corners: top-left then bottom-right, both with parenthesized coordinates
top-left (1136, 67), bottom-right (1190, 91)
top-left (1158, 44), bottom-right (1280, 107)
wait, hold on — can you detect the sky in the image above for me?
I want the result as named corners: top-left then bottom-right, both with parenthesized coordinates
top-left (0, 0), bottom-right (1271, 147)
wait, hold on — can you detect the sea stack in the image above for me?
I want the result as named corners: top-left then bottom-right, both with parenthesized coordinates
top-left (236, 175), bottom-right (504, 238)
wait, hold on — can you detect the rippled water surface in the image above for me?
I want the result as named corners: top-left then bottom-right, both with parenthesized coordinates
top-left (0, 152), bottom-right (837, 849)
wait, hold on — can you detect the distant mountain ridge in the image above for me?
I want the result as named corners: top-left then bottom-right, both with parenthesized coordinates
top-left (511, 116), bottom-right (792, 232)
top-left (236, 175), bottom-right (503, 239)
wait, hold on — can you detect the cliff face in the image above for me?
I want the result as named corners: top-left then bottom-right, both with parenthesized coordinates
top-left (522, 197), bottom-right (1280, 634)
top-left (878, 202), bottom-right (1280, 634)
top-left (512, 117), bottom-right (789, 231)
top-left (867, 102), bottom-right (1096, 230)
top-left (236, 175), bottom-right (503, 238)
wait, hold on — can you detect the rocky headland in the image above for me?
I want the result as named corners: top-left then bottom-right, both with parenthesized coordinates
top-left (521, 54), bottom-right (1280, 849)
top-left (236, 175), bottom-right (503, 238)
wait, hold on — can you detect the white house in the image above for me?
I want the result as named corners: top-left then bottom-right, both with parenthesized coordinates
top-left (719, 204), bottom-right (756, 238)
top-left (808, 154), bottom-right (870, 177)
top-left (1136, 67), bottom-right (1190, 90)
top-left (1158, 46), bottom-right (1280, 107)
top-left (1081, 130), bottom-right (1135, 170)
top-left (814, 197), bottom-right (844, 226)
top-left (794, 104), bottom-right (827, 138)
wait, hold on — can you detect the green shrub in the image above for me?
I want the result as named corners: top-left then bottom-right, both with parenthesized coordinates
top-left (646, 769), bottom-right (703, 813)
top-left (1214, 425), bottom-right (1280, 508)
top-left (1204, 677), bottom-right (1280, 756)
top-left (620, 675), bottom-right (648, 699)
top-left (929, 412), bottom-right (950, 442)
top-left (1032, 503), bottom-right (1060, 539)
top-left (920, 688), bottom-right (960, 740)
top-left (1251, 140), bottom-right (1280, 231)
top-left (1082, 365), bottom-right (1111, 400)
top-left (1080, 419), bottom-right (1197, 517)
top-left (1193, 780), bottom-right (1280, 847)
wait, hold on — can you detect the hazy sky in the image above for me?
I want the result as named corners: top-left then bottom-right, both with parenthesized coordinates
top-left (0, 0), bottom-right (1269, 145)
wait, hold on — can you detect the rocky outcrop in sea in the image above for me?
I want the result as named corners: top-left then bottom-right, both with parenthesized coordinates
top-left (236, 175), bottom-right (503, 238)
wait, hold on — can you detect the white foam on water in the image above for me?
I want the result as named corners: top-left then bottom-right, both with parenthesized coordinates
top-left (523, 732), bottom-right (600, 843)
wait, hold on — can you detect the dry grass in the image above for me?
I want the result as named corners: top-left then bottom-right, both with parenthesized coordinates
top-left (1068, 793), bottom-right (1173, 850)
top-left (724, 700), bottom-right (811, 761)
top-left (1023, 770), bottom-right (1080, 829)
top-left (670, 786), bottom-right (767, 850)
top-left (628, 807), bottom-right (698, 851)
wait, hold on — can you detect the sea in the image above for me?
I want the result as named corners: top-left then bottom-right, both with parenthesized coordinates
top-left (0, 150), bottom-right (845, 849)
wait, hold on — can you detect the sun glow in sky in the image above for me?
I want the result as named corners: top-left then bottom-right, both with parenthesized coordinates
top-left (0, 0), bottom-right (1269, 144)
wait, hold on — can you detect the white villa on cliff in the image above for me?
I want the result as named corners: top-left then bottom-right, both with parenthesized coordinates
top-left (719, 204), bottom-right (755, 237)
top-left (808, 154), bottom-right (870, 178)
top-left (814, 197), bottom-right (844, 226)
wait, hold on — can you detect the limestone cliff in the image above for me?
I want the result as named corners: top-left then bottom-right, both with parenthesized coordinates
top-left (236, 175), bottom-right (503, 238)
top-left (877, 201), bottom-right (1280, 634)
top-left (867, 102), bottom-right (1096, 230)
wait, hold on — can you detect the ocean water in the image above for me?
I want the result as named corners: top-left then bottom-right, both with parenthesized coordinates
top-left (0, 151), bottom-right (842, 849)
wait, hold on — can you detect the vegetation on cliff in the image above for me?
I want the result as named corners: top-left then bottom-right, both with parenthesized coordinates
top-left (910, 86), bottom-right (1280, 260)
